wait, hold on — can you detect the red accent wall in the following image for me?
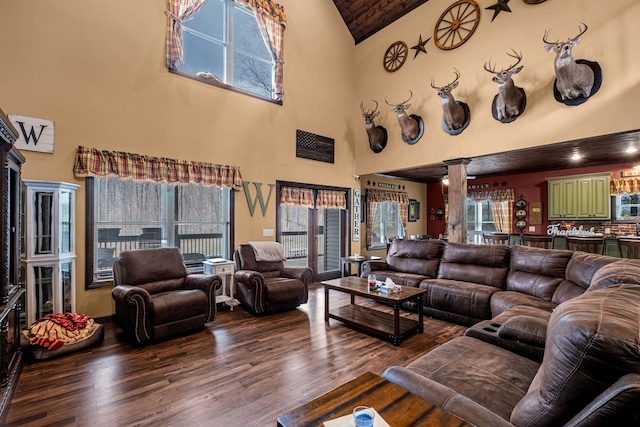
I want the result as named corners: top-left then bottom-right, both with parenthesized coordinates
top-left (426, 162), bottom-right (637, 238)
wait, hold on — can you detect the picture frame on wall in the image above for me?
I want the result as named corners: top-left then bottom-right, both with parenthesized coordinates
top-left (409, 199), bottom-right (418, 222)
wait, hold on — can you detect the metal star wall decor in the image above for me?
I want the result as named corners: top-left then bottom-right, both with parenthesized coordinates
top-left (411, 34), bottom-right (430, 59)
top-left (486, 0), bottom-right (512, 22)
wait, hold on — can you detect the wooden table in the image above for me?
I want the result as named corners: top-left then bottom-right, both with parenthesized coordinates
top-left (323, 277), bottom-right (427, 346)
top-left (277, 371), bottom-right (471, 427)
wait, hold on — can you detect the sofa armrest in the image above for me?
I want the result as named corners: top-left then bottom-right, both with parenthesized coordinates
top-left (361, 261), bottom-right (391, 275)
top-left (111, 284), bottom-right (153, 342)
top-left (382, 366), bottom-right (514, 427)
top-left (234, 270), bottom-right (265, 285)
top-left (185, 274), bottom-right (221, 322)
top-left (497, 315), bottom-right (547, 347)
top-left (564, 373), bottom-right (640, 427)
top-left (281, 266), bottom-right (314, 284)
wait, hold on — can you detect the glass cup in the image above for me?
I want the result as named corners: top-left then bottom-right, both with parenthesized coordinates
top-left (353, 406), bottom-right (375, 427)
top-left (367, 274), bottom-right (377, 290)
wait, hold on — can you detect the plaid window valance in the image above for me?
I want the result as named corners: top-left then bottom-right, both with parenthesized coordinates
top-left (73, 146), bottom-right (243, 189)
top-left (280, 186), bottom-right (314, 208)
top-left (467, 188), bottom-right (515, 202)
top-left (280, 187), bottom-right (347, 209)
top-left (317, 190), bottom-right (346, 210)
top-left (365, 189), bottom-right (409, 204)
top-left (611, 178), bottom-right (640, 195)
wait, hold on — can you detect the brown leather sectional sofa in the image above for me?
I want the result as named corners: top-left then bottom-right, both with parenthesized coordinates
top-left (361, 239), bottom-right (640, 425)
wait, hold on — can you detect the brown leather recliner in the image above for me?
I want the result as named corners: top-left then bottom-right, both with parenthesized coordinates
top-left (233, 244), bottom-right (313, 315)
top-left (111, 247), bottom-right (221, 344)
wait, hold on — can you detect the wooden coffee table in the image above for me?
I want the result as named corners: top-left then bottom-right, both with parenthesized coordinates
top-left (323, 277), bottom-right (427, 345)
top-left (277, 371), bottom-right (471, 426)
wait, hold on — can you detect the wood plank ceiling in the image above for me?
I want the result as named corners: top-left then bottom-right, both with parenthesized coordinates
top-left (331, 2), bottom-right (640, 184)
top-left (333, 0), bottom-right (429, 45)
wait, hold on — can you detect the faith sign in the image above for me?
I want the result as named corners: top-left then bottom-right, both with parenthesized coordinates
top-left (8, 114), bottom-right (54, 153)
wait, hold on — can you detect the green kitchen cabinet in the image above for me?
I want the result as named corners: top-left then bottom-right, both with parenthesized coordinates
top-left (547, 172), bottom-right (611, 220)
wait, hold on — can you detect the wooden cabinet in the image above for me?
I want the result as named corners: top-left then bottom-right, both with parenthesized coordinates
top-left (22, 180), bottom-right (79, 326)
top-left (0, 110), bottom-right (25, 424)
top-left (547, 172), bottom-right (611, 220)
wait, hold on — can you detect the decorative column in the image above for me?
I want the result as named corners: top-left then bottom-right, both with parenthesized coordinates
top-left (444, 158), bottom-right (471, 243)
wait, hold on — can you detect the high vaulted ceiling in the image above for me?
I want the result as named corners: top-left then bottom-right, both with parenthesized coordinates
top-left (333, 0), bottom-right (430, 45)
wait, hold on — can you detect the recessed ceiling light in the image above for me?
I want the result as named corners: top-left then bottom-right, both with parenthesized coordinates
top-left (626, 147), bottom-right (638, 153)
top-left (571, 153), bottom-right (581, 161)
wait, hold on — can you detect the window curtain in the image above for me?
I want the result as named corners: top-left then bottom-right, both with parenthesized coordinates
top-left (280, 186), bottom-right (314, 208)
top-left (165, 0), bottom-right (209, 69)
top-left (237, 0), bottom-right (286, 100)
top-left (469, 189), bottom-right (515, 234)
top-left (365, 189), bottom-right (409, 247)
top-left (316, 190), bottom-right (347, 209)
top-left (611, 177), bottom-right (640, 195)
top-left (73, 146), bottom-right (243, 189)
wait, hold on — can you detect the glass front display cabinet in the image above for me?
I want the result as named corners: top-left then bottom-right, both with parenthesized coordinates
top-left (22, 180), bottom-right (79, 326)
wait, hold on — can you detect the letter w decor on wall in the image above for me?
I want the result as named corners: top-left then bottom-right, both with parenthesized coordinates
top-left (243, 181), bottom-right (275, 217)
top-left (9, 114), bottom-right (54, 153)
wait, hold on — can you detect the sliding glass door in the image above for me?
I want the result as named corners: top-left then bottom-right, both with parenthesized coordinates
top-left (277, 182), bottom-right (348, 281)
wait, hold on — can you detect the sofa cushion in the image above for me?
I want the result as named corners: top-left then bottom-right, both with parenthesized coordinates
top-left (152, 289), bottom-right (208, 325)
top-left (437, 242), bottom-right (510, 289)
top-left (364, 271), bottom-right (428, 287)
top-left (497, 315), bottom-right (548, 347)
top-left (386, 239), bottom-right (445, 278)
top-left (510, 284), bottom-right (640, 426)
top-left (490, 290), bottom-right (557, 317)
top-left (506, 245), bottom-right (572, 299)
top-left (421, 279), bottom-right (501, 321)
top-left (550, 251), bottom-right (618, 305)
top-left (588, 258), bottom-right (640, 292)
top-left (393, 336), bottom-right (540, 422)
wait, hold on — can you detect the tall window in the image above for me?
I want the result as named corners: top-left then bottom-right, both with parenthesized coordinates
top-left (88, 177), bottom-right (231, 286)
top-left (369, 203), bottom-right (404, 249)
top-left (466, 199), bottom-right (496, 244)
top-left (178, 0), bottom-right (276, 100)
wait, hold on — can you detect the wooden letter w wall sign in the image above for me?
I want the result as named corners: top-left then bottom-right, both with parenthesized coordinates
top-left (9, 114), bottom-right (54, 153)
top-left (243, 182), bottom-right (274, 217)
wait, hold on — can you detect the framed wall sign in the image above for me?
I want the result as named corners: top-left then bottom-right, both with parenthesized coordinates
top-left (409, 199), bottom-right (418, 222)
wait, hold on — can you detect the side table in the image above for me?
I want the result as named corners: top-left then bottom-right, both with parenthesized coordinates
top-left (340, 256), bottom-right (381, 277)
top-left (203, 259), bottom-right (238, 310)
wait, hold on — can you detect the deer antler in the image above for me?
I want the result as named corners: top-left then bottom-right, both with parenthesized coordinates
top-left (484, 58), bottom-right (498, 74)
top-left (384, 96), bottom-right (395, 106)
top-left (399, 90), bottom-right (413, 106)
top-left (360, 100), bottom-right (378, 116)
top-left (450, 68), bottom-right (461, 86)
top-left (505, 49), bottom-right (523, 71)
top-left (430, 77), bottom-right (438, 89)
top-left (542, 28), bottom-right (558, 45)
top-left (572, 21), bottom-right (588, 41)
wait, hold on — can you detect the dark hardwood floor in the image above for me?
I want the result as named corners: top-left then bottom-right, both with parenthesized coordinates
top-left (6, 283), bottom-right (465, 427)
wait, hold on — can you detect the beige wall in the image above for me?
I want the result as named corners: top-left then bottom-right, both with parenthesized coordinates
top-left (352, 0), bottom-right (640, 176)
top-left (1, 0), bottom-right (636, 317)
top-left (0, 0), bottom-right (380, 317)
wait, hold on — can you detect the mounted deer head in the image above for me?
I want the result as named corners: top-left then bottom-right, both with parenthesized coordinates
top-left (360, 100), bottom-right (387, 153)
top-left (543, 22), bottom-right (595, 101)
top-left (431, 69), bottom-right (468, 132)
top-left (484, 49), bottom-right (525, 122)
top-left (385, 90), bottom-right (422, 142)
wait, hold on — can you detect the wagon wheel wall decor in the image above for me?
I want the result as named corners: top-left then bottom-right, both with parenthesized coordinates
top-left (434, 0), bottom-right (481, 50)
top-left (383, 41), bottom-right (408, 72)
